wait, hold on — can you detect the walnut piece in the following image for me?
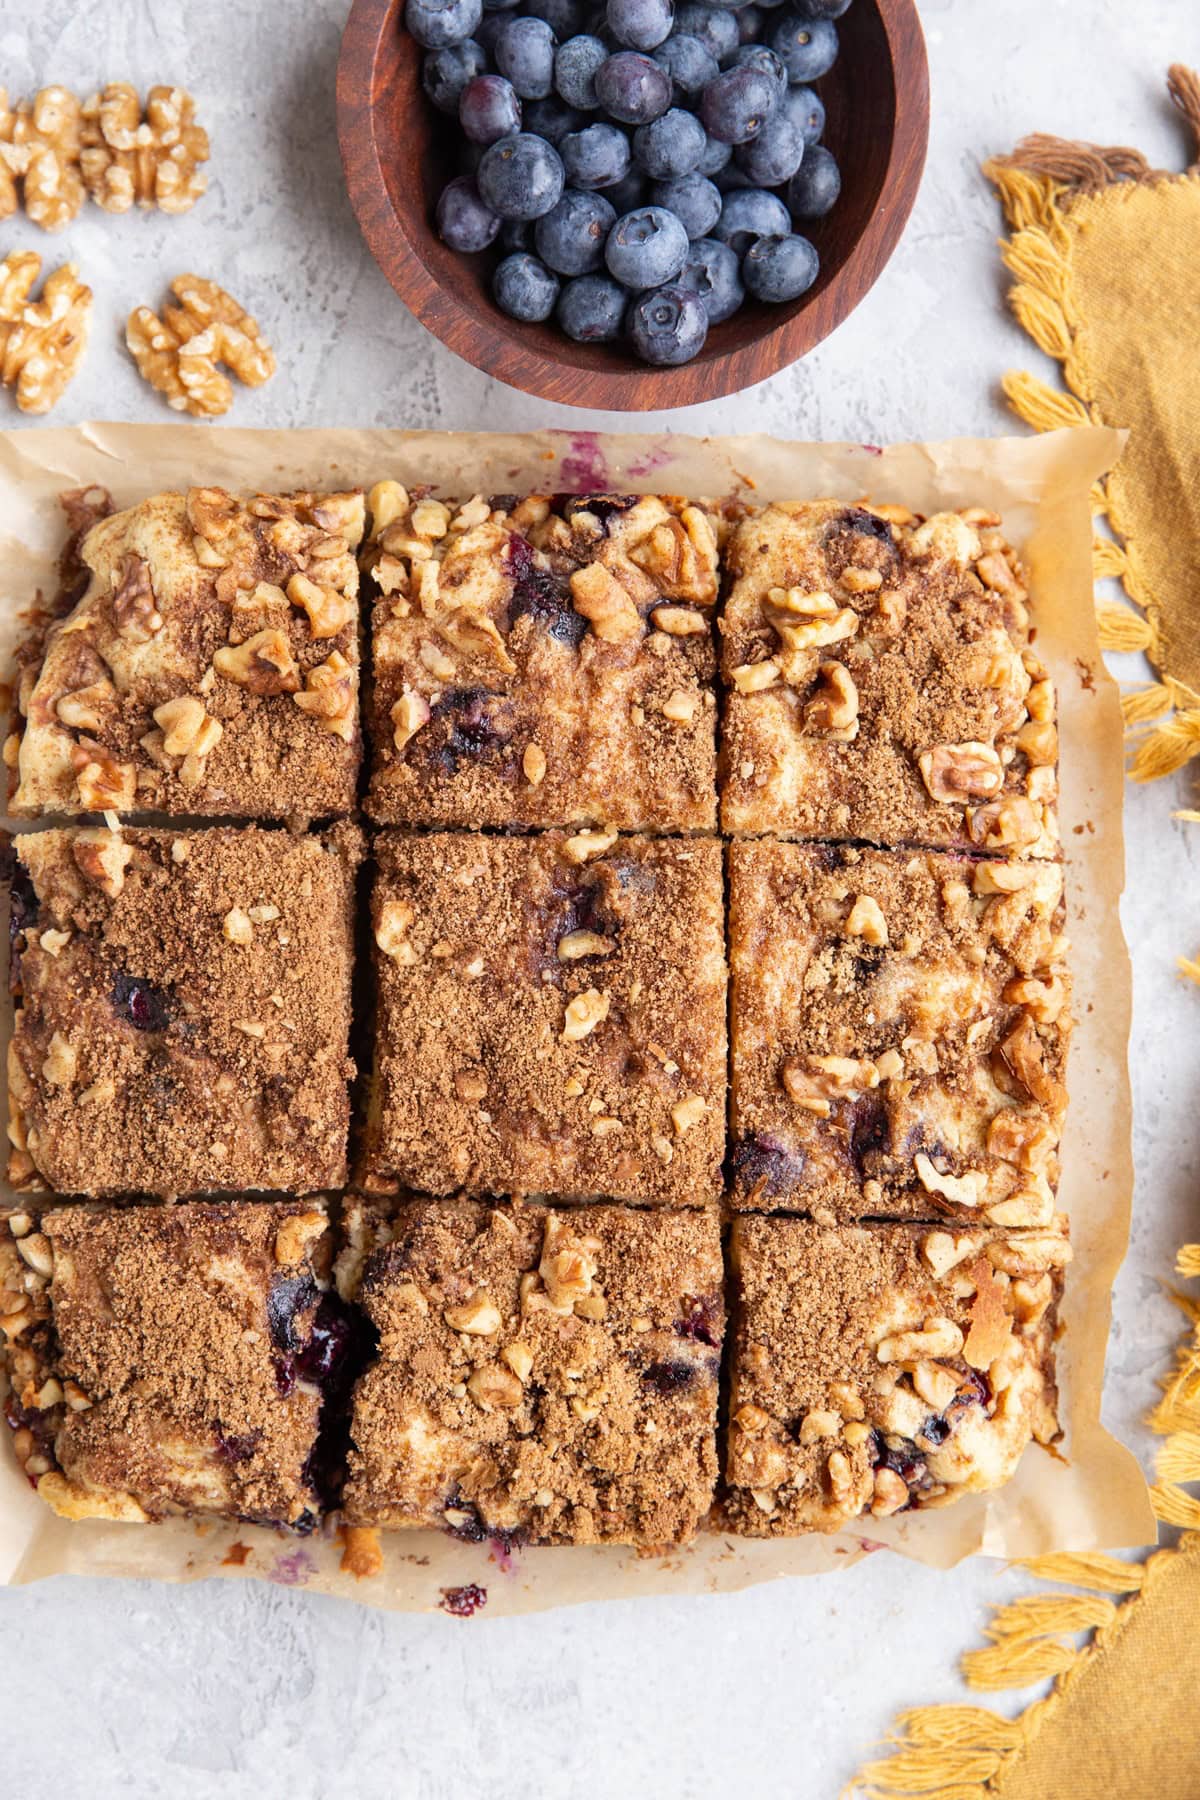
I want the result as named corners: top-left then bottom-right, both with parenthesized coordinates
top-left (214, 628), bottom-right (299, 695)
top-left (71, 827), bottom-right (132, 898)
top-left (0, 87), bottom-right (84, 231)
top-left (126, 274), bottom-right (275, 417)
top-left (918, 741), bottom-right (1004, 804)
top-left (81, 84), bottom-right (208, 214)
top-left (0, 250), bottom-right (91, 414)
top-left (293, 650), bottom-right (356, 741)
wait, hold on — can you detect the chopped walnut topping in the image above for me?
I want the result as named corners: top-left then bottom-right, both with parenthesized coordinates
top-left (918, 741), bottom-right (1005, 804)
top-left (444, 1289), bottom-right (501, 1336)
top-left (662, 688), bottom-right (699, 724)
top-left (109, 552), bottom-right (163, 640)
top-left (804, 661), bottom-right (859, 739)
top-left (844, 894), bottom-right (888, 946)
top-left (522, 742), bottom-right (547, 786)
top-left (214, 628), bottom-right (299, 695)
top-left (558, 929), bottom-right (615, 961)
top-left (650, 604), bottom-right (708, 636)
top-left (671, 1094), bottom-right (707, 1134)
top-left (569, 563), bottom-right (643, 644)
top-left (80, 84), bottom-right (208, 214)
top-left (287, 571), bottom-right (355, 639)
top-left (392, 690), bottom-right (431, 753)
top-left (223, 906), bottom-right (254, 946)
top-left (126, 274), bottom-right (275, 417)
top-left (72, 742), bottom-right (136, 812)
top-left (293, 650), bottom-right (356, 741)
top-left (731, 658), bottom-right (780, 694)
top-left (55, 678), bottom-right (117, 734)
top-left (466, 1364), bottom-right (523, 1410)
top-left (562, 828), bottom-right (617, 864)
top-left (876, 1317), bottom-right (965, 1363)
top-left (71, 827), bottom-right (132, 898)
top-left (0, 249), bottom-right (91, 413)
top-left (375, 899), bottom-right (416, 963)
top-left (563, 988), bottom-right (610, 1042)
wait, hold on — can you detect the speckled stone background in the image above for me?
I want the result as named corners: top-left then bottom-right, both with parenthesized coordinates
top-left (1, 2), bottom-right (1198, 1794)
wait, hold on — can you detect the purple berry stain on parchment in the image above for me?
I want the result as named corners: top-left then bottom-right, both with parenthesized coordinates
top-left (557, 432), bottom-right (611, 492)
top-left (269, 1547), bottom-right (317, 1587)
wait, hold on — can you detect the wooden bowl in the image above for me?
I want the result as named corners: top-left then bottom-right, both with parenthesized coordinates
top-left (337, 0), bottom-right (929, 411)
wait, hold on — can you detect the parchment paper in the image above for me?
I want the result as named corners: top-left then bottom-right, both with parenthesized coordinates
top-left (0, 423), bottom-right (1155, 1614)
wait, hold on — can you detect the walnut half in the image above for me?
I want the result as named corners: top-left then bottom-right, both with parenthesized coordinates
top-left (126, 274), bottom-right (275, 417)
top-left (0, 250), bottom-right (91, 414)
top-left (81, 84), bottom-right (208, 215)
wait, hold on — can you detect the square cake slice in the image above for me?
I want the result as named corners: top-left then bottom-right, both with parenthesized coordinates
top-left (728, 841), bottom-right (1070, 1222)
top-left (363, 487), bottom-right (719, 829)
top-left (11, 486), bottom-right (365, 820)
top-left (6, 823), bottom-right (361, 1197)
top-left (337, 1198), bottom-right (724, 1546)
top-left (0, 1201), bottom-right (351, 1528)
top-left (723, 1216), bottom-right (1069, 1535)
top-left (719, 501), bottom-right (1058, 854)
top-left (362, 830), bottom-right (727, 1205)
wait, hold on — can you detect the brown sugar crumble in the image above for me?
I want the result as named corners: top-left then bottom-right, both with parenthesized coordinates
top-left (0, 1200), bottom-right (338, 1526)
top-left (336, 1197), bottom-right (724, 1546)
top-left (7, 823), bottom-right (361, 1197)
top-left (11, 485), bottom-right (365, 821)
top-left (723, 1215), bottom-right (1069, 1534)
top-left (719, 502), bottom-right (1058, 855)
top-left (363, 488), bottom-right (721, 831)
top-left (727, 841), bottom-right (1071, 1222)
top-left (360, 829), bottom-right (727, 1205)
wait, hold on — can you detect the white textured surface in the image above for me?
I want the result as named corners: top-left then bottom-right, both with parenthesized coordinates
top-left (1, 2), bottom-right (1197, 1794)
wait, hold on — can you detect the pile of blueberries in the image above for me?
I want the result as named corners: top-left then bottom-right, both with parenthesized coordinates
top-left (406, 0), bottom-right (850, 366)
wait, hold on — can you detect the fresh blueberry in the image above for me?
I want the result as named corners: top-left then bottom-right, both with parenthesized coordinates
top-left (459, 73), bottom-right (523, 143)
top-left (723, 43), bottom-right (787, 104)
top-left (493, 251), bottom-right (561, 318)
top-left (628, 283), bottom-right (709, 363)
top-left (494, 16), bottom-right (558, 98)
top-left (712, 184), bottom-right (789, 254)
top-left (525, 0), bottom-right (593, 33)
top-left (523, 95), bottom-right (589, 142)
top-left (111, 970), bottom-right (173, 1032)
top-left (742, 230), bottom-right (819, 300)
top-left (697, 131), bottom-right (732, 175)
top-left (594, 51), bottom-right (672, 123)
top-left (605, 203), bottom-right (689, 287)
top-left (557, 272), bottom-right (629, 340)
top-left (699, 65), bottom-right (777, 144)
top-left (435, 175), bottom-right (501, 249)
top-left (769, 12), bottom-right (838, 82)
top-left (422, 39), bottom-right (488, 113)
top-left (652, 34), bottom-right (718, 100)
top-left (649, 170), bottom-right (721, 237)
top-left (554, 34), bottom-right (609, 107)
top-left (560, 120), bottom-right (632, 188)
top-left (672, 4), bottom-right (739, 62)
top-left (535, 187), bottom-right (617, 272)
top-left (780, 82), bottom-right (824, 143)
top-left (791, 0), bottom-right (849, 16)
top-left (633, 106), bottom-right (706, 178)
top-left (734, 110), bottom-right (803, 183)
top-left (405, 0), bottom-right (483, 49)
top-left (477, 132), bottom-right (566, 218)
top-left (604, 165), bottom-right (648, 212)
top-left (607, 0), bottom-right (674, 53)
top-left (678, 234), bottom-right (743, 320)
top-left (786, 140), bottom-right (839, 215)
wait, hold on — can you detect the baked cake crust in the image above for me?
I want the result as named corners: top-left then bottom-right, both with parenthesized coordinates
top-left (0, 1201), bottom-right (335, 1527)
top-left (723, 1216), bottom-right (1069, 1535)
top-left (364, 487), bottom-right (719, 830)
top-left (362, 830), bottom-right (727, 1205)
top-left (719, 502), bottom-right (1058, 854)
top-left (11, 486), bottom-right (365, 821)
top-left (7, 823), bottom-right (361, 1197)
top-left (728, 841), bottom-right (1071, 1222)
top-left (337, 1197), bottom-right (724, 1545)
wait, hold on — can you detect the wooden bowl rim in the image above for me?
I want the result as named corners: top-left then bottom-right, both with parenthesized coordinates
top-left (336, 0), bottom-right (929, 411)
